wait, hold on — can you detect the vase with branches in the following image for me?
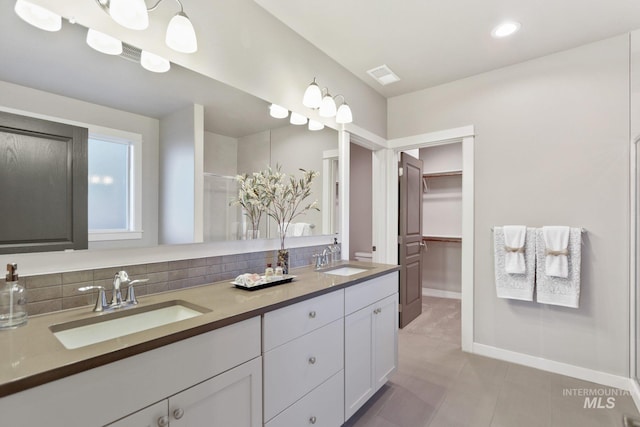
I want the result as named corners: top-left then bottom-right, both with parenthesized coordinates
top-left (259, 166), bottom-right (319, 251)
top-left (231, 172), bottom-right (266, 239)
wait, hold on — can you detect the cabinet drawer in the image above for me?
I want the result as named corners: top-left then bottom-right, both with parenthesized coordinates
top-left (264, 319), bottom-right (344, 421)
top-left (345, 272), bottom-right (398, 315)
top-left (263, 289), bottom-right (344, 351)
top-left (266, 370), bottom-right (344, 427)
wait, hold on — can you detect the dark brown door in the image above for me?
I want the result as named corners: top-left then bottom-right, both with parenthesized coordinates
top-left (398, 152), bottom-right (424, 328)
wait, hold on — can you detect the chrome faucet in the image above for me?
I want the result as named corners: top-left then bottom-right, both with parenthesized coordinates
top-left (79, 270), bottom-right (148, 312)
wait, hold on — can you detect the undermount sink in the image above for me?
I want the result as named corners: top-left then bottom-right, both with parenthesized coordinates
top-left (320, 264), bottom-right (374, 276)
top-left (50, 300), bottom-right (211, 350)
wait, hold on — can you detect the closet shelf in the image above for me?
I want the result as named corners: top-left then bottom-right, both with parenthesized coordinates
top-left (422, 235), bottom-right (462, 243)
top-left (422, 170), bottom-right (462, 178)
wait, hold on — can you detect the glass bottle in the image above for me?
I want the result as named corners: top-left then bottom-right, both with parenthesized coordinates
top-left (0, 263), bottom-right (27, 329)
top-left (275, 263), bottom-right (284, 277)
top-left (265, 263), bottom-right (274, 281)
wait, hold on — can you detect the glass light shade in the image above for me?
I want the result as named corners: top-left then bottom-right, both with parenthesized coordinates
top-left (109, 0), bottom-right (148, 30)
top-left (140, 50), bottom-right (170, 73)
top-left (318, 94), bottom-right (337, 118)
top-left (269, 104), bottom-right (289, 119)
top-left (166, 12), bottom-right (198, 53)
top-left (308, 120), bottom-right (324, 131)
top-left (14, 0), bottom-right (61, 32)
top-left (336, 103), bottom-right (353, 124)
top-left (86, 28), bottom-right (123, 55)
top-left (302, 80), bottom-right (322, 109)
top-left (290, 112), bottom-right (308, 125)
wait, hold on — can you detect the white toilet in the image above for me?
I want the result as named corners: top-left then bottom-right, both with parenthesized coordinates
top-left (355, 251), bottom-right (373, 262)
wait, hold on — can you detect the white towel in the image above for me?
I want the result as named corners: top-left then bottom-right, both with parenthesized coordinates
top-left (535, 227), bottom-right (582, 308)
top-left (542, 226), bottom-right (570, 278)
top-left (493, 227), bottom-right (536, 301)
top-left (503, 225), bottom-right (527, 274)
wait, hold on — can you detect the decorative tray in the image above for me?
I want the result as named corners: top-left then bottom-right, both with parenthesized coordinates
top-left (232, 275), bottom-right (296, 291)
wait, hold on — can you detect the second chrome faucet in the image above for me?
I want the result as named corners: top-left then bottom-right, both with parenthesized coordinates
top-left (79, 270), bottom-right (148, 312)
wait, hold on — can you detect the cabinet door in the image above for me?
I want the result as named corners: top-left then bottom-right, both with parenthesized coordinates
top-left (0, 110), bottom-right (88, 254)
top-left (344, 305), bottom-right (374, 420)
top-left (373, 293), bottom-right (399, 390)
top-left (169, 357), bottom-right (262, 427)
top-left (107, 401), bottom-right (168, 427)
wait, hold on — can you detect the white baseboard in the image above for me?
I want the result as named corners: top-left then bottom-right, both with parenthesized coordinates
top-left (472, 343), bottom-right (633, 392)
top-left (422, 288), bottom-right (461, 300)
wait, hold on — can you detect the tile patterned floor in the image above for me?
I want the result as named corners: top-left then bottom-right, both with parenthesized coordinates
top-left (344, 296), bottom-right (639, 427)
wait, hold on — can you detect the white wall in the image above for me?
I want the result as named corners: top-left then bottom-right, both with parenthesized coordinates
top-left (389, 35), bottom-right (630, 376)
top-left (204, 132), bottom-right (238, 176)
top-left (270, 125), bottom-right (339, 234)
top-left (159, 105), bottom-right (204, 244)
top-left (420, 144), bottom-right (463, 294)
top-left (0, 80), bottom-right (160, 250)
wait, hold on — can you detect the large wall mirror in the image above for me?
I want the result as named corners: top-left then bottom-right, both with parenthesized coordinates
top-left (0, 5), bottom-right (339, 253)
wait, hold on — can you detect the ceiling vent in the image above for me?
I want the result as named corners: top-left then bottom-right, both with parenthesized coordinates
top-left (120, 42), bottom-right (141, 63)
top-left (367, 64), bottom-right (400, 86)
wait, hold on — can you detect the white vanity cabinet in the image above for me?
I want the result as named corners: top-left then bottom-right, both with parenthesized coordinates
top-left (109, 357), bottom-right (262, 427)
top-left (263, 290), bottom-right (345, 425)
top-left (344, 273), bottom-right (399, 421)
top-left (0, 317), bottom-right (262, 427)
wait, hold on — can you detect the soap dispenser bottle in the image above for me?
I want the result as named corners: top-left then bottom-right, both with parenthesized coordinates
top-left (0, 264), bottom-right (27, 329)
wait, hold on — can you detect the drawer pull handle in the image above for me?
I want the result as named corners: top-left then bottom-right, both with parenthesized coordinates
top-left (173, 408), bottom-right (185, 420)
top-left (157, 416), bottom-right (169, 427)
top-left (309, 310), bottom-right (317, 318)
top-left (309, 415), bottom-right (317, 424)
top-left (308, 356), bottom-right (317, 365)
top-left (374, 307), bottom-right (382, 314)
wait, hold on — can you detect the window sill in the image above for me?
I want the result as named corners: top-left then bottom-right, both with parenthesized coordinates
top-left (89, 231), bottom-right (143, 242)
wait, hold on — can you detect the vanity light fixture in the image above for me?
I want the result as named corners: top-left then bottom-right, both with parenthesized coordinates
top-left (269, 104), bottom-right (289, 119)
top-left (94, 0), bottom-right (198, 53)
top-left (140, 50), bottom-right (171, 73)
top-left (335, 96), bottom-right (353, 124)
top-left (14, 0), bottom-right (61, 32)
top-left (318, 90), bottom-right (337, 118)
top-left (302, 78), bottom-right (323, 109)
top-left (308, 120), bottom-right (324, 131)
top-left (108, 0), bottom-right (149, 30)
top-left (86, 28), bottom-right (123, 55)
top-left (290, 112), bottom-right (308, 125)
top-left (302, 78), bottom-right (353, 124)
top-left (491, 21), bottom-right (521, 38)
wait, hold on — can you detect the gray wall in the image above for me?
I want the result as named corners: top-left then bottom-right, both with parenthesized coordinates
top-left (389, 35), bottom-right (630, 376)
top-left (0, 80), bottom-right (160, 250)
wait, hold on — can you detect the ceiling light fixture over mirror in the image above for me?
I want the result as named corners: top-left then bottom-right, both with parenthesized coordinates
top-left (86, 28), bottom-right (123, 55)
top-left (14, 0), bottom-right (61, 32)
top-left (95, 0), bottom-right (198, 53)
top-left (302, 77), bottom-right (353, 123)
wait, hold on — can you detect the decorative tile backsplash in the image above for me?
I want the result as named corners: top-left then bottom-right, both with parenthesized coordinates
top-left (2, 244), bottom-right (333, 316)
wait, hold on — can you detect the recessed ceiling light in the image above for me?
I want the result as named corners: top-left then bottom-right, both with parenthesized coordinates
top-left (491, 21), bottom-right (521, 38)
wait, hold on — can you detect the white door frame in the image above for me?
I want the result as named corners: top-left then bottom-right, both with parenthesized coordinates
top-left (630, 136), bottom-right (640, 408)
top-left (378, 125), bottom-right (475, 352)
